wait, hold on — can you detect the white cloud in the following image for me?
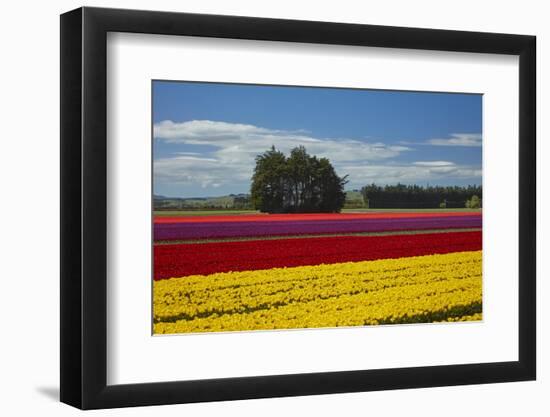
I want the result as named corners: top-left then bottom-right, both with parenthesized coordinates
top-left (175, 151), bottom-right (202, 156)
top-left (154, 120), bottom-right (409, 163)
top-left (170, 155), bottom-right (219, 162)
top-left (154, 120), bottom-right (481, 194)
top-left (426, 133), bottom-right (482, 147)
top-left (154, 154), bottom-right (251, 189)
top-left (340, 162), bottom-right (480, 188)
top-left (413, 161), bottom-right (455, 167)
top-left (154, 120), bottom-right (276, 141)
top-left (154, 120), bottom-right (411, 191)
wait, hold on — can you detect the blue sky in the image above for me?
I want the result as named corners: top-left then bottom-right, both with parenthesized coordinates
top-left (153, 81), bottom-right (482, 198)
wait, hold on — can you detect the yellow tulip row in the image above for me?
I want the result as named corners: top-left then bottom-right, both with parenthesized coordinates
top-left (154, 251), bottom-right (482, 334)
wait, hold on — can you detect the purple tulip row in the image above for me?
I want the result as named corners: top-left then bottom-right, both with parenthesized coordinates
top-left (154, 215), bottom-right (482, 241)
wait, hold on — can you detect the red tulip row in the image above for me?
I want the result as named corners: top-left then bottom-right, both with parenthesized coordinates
top-left (154, 230), bottom-right (482, 280)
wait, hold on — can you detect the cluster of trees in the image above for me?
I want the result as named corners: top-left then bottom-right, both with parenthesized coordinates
top-left (360, 183), bottom-right (482, 209)
top-left (251, 146), bottom-right (348, 213)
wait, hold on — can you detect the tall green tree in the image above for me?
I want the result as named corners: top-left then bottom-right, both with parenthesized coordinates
top-left (250, 146), bottom-right (287, 213)
top-left (316, 157), bottom-right (348, 212)
top-left (466, 195), bottom-right (481, 209)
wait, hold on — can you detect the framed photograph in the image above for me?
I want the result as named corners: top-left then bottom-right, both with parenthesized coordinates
top-left (60, 6), bottom-right (536, 409)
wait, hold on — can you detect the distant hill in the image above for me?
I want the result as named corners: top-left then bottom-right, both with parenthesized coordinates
top-left (154, 191), bottom-right (364, 210)
top-left (154, 193), bottom-right (251, 210)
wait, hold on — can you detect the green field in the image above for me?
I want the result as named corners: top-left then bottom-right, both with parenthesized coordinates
top-left (154, 209), bottom-right (260, 217)
top-left (342, 208), bottom-right (482, 213)
top-left (154, 208), bottom-right (481, 217)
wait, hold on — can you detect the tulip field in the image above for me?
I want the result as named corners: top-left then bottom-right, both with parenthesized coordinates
top-left (153, 210), bottom-right (482, 334)
top-left (154, 212), bottom-right (481, 241)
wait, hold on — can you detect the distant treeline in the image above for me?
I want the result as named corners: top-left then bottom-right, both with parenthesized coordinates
top-left (361, 184), bottom-right (482, 209)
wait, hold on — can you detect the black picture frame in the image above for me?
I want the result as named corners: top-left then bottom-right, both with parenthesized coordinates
top-left (60, 6), bottom-right (536, 410)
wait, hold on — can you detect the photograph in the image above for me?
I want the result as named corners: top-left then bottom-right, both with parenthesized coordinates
top-left (49, 0), bottom-right (540, 410)
top-left (55, 4), bottom-right (538, 411)
top-left (152, 81), bottom-right (483, 335)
